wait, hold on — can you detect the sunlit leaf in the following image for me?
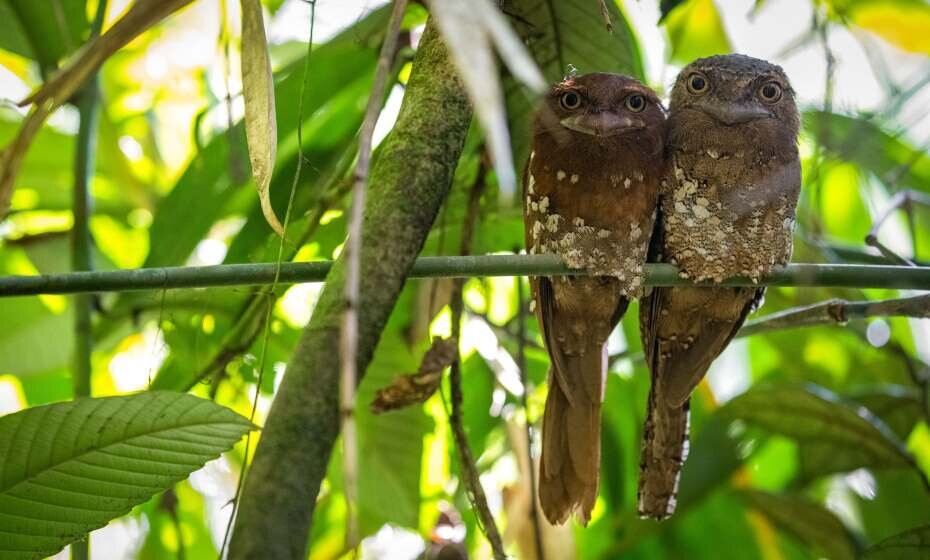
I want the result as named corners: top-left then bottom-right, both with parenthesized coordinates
top-left (240, 0), bottom-right (284, 236)
top-left (664, 0), bottom-right (732, 65)
top-left (0, 392), bottom-right (254, 559)
top-left (829, 0), bottom-right (930, 55)
top-left (20, 0), bottom-right (194, 109)
top-left (863, 523), bottom-right (930, 559)
top-left (739, 490), bottom-right (857, 560)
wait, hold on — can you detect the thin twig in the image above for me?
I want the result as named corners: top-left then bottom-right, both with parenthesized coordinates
top-left (340, 0), bottom-right (408, 547)
top-left (448, 162), bottom-right (507, 559)
top-left (610, 293), bottom-right (930, 368)
top-left (515, 273), bottom-right (545, 560)
top-left (739, 293), bottom-right (930, 337)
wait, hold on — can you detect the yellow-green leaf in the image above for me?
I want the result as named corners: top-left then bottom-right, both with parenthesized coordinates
top-left (664, 0), bottom-right (733, 65)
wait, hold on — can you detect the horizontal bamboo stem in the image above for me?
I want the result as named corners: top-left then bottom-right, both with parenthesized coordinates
top-left (0, 255), bottom-right (929, 296)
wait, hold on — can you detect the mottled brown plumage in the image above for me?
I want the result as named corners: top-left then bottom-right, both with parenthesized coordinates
top-left (638, 55), bottom-right (801, 519)
top-left (524, 73), bottom-right (665, 525)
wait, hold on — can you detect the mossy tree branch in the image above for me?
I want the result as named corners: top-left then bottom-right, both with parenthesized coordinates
top-left (228, 20), bottom-right (472, 558)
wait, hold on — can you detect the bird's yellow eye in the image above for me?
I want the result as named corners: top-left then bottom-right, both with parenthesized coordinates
top-left (758, 82), bottom-right (782, 103)
top-left (559, 91), bottom-right (582, 110)
top-left (686, 73), bottom-right (708, 94)
top-left (625, 94), bottom-right (646, 112)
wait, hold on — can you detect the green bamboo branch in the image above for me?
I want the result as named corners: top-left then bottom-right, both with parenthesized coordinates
top-left (1, 256), bottom-right (929, 296)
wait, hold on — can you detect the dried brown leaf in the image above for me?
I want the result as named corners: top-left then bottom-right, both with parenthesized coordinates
top-left (240, 0), bottom-right (284, 236)
top-left (370, 337), bottom-right (458, 414)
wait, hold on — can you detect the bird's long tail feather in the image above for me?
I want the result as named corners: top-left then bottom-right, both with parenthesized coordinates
top-left (637, 378), bottom-right (690, 520)
top-left (539, 351), bottom-right (604, 526)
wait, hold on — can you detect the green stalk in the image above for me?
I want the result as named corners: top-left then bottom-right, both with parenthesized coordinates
top-left (71, 3), bottom-right (108, 559)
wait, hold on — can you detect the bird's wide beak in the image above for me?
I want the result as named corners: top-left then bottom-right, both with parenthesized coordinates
top-left (699, 102), bottom-right (771, 125)
top-left (560, 113), bottom-right (643, 137)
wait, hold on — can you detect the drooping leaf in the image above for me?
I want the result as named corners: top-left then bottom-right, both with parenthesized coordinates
top-left (428, 0), bottom-right (546, 197)
top-left (863, 524), bottom-right (930, 559)
top-left (240, 0), bottom-right (284, 236)
top-left (721, 384), bottom-right (918, 481)
top-left (739, 490), bottom-right (858, 560)
top-left (0, 392), bottom-right (254, 559)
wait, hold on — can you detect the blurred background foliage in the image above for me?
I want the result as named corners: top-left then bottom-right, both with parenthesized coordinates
top-left (1, 0), bottom-right (929, 558)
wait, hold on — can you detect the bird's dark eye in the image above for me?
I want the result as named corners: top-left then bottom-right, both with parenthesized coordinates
top-left (559, 91), bottom-right (582, 110)
top-left (625, 94), bottom-right (646, 112)
top-left (758, 82), bottom-right (782, 103)
top-left (686, 73), bottom-right (708, 94)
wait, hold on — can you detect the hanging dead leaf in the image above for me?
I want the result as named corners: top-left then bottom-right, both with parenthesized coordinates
top-left (370, 337), bottom-right (458, 414)
top-left (240, 0), bottom-right (284, 236)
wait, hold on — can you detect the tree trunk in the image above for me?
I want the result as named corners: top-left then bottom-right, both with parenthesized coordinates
top-left (228, 20), bottom-right (472, 558)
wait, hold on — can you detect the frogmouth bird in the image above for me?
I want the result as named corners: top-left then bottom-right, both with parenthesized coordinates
top-left (524, 73), bottom-right (665, 525)
top-left (638, 54), bottom-right (801, 519)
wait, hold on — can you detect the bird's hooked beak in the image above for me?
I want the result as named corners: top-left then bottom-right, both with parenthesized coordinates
top-left (560, 112), bottom-right (643, 137)
top-left (698, 101), bottom-right (771, 125)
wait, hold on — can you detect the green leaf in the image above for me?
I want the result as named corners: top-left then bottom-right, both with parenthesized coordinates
top-left (354, 289), bottom-right (431, 536)
top-left (739, 490), bottom-right (857, 560)
top-left (505, 0), bottom-right (644, 166)
top-left (664, 0), bottom-right (733, 66)
top-left (0, 392), bottom-right (254, 559)
top-left (863, 524), bottom-right (930, 559)
top-left (721, 384), bottom-right (918, 481)
top-left (2, 0), bottom-right (88, 70)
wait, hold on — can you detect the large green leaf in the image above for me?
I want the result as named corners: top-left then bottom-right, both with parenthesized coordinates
top-left (827, 0), bottom-right (930, 55)
top-left (739, 490), bottom-right (858, 560)
top-left (2, 0), bottom-right (89, 71)
top-left (721, 384), bottom-right (918, 481)
top-left (0, 392), bottom-right (254, 559)
top-left (503, 0), bottom-right (644, 166)
top-left (863, 524), bottom-right (930, 559)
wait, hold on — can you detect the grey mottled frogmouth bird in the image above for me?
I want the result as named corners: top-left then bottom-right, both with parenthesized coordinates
top-left (524, 73), bottom-right (665, 525)
top-left (638, 54), bottom-right (801, 519)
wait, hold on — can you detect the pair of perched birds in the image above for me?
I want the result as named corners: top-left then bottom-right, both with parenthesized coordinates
top-left (523, 54), bottom-right (801, 525)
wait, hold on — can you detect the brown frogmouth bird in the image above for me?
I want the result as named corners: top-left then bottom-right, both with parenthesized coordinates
top-left (638, 55), bottom-right (801, 519)
top-left (524, 73), bottom-right (665, 525)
